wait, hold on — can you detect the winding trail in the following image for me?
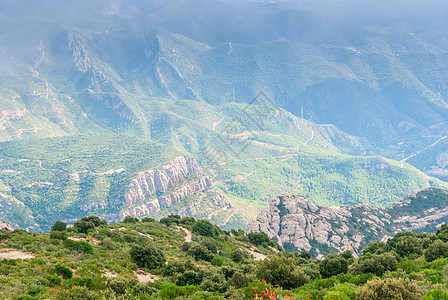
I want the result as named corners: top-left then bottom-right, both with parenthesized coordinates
top-left (401, 136), bottom-right (447, 162)
top-left (176, 226), bottom-right (192, 242)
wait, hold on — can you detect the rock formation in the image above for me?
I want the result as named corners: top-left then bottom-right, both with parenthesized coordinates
top-left (248, 188), bottom-right (448, 257)
top-left (102, 156), bottom-right (215, 222)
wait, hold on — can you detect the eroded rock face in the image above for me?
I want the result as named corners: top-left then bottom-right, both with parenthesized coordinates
top-left (248, 188), bottom-right (448, 257)
top-left (247, 195), bottom-right (394, 257)
top-left (122, 156), bottom-right (202, 208)
top-left (102, 156), bottom-right (213, 223)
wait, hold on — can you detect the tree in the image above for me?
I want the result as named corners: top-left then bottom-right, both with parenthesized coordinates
top-left (256, 256), bottom-right (309, 289)
top-left (350, 252), bottom-right (397, 276)
top-left (319, 254), bottom-right (349, 278)
top-left (176, 270), bottom-right (201, 286)
top-left (51, 221), bottom-right (67, 232)
top-left (129, 244), bottom-right (166, 269)
top-left (187, 244), bottom-right (214, 262)
top-left (74, 216), bottom-right (107, 234)
top-left (247, 232), bottom-right (272, 247)
top-left (425, 240), bottom-right (448, 262)
top-left (357, 277), bottom-right (422, 300)
top-left (394, 235), bottom-right (422, 258)
top-left (192, 220), bottom-right (219, 237)
top-left (122, 216), bottom-right (139, 223)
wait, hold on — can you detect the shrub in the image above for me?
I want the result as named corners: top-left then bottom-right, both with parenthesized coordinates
top-left (356, 277), bottom-right (422, 300)
top-left (100, 238), bottom-right (116, 250)
top-left (192, 220), bottom-right (219, 237)
top-left (176, 270), bottom-right (202, 286)
top-left (74, 216), bottom-right (107, 234)
top-left (187, 245), bottom-right (214, 262)
top-left (231, 249), bottom-right (248, 263)
top-left (160, 215), bottom-right (181, 227)
top-left (350, 252), bottom-right (397, 276)
top-left (256, 256), bottom-right (309, 289)
top-left (63, 239), bottom-right (94, 254)
top-left (247, 232), bottom-right (272, 247)
top-left (55, 264), bottom-right (73, 279)
top-left (159, 284), bottom-right (201, 299)
top-left (122, 216), bottom-right (139, 223)
top-left (200, 273), bottom-right (227, 293)
top-left (50, 231), bottom-right (67, 240)
top-left (319, 254), bottom-right (349, 278)
top-left (141, 217), bottom-right (156, 223)
top-left (129, 244), bottom-right (166, 269)
top-left (45, 274), bottom-right (61, 287)
top-left (51, 221), bottom-right (67, 232)
top-left (425, 240), bottom-right (448, 262)
top-left (107, 277), bottom-right (137, 295)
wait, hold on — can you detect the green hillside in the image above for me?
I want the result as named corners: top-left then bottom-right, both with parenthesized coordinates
top-left (2, 215), bottom-right (448, 299)
top-left (0, 103), bottom-right (441, 231)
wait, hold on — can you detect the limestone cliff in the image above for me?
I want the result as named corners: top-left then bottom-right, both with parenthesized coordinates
top-left (248, 188), bottom-right (448, 257)
top-left (102, 156), bottom-right (215, 222)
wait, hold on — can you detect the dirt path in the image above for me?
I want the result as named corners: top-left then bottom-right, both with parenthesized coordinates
top-left (176, 226), bottom-right (192, 242)
top-left (304, 130), bottom-right (314, 145)
top-left (134, 271), bottom-right (161, 283)
top-left (132, 230), bottom-right (154, 240)
top-left (242, 248), bottom-right (267, 261)
top-left (0, 249), bottom-right (34, 260)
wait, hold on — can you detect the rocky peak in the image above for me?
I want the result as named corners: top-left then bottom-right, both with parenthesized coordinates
top-left (248, 188), bottom-right (448, 257)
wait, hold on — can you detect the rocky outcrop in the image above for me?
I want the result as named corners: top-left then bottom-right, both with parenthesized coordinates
top-left (0, 221), bottom-right (14, 231)
top-left (247, 195), bottom-right (394, 257)
top-left (122, 156), bottom-right (204, 207)
top-left (248, 188), bottom-right (448, 257)
top-left (102, 156), bottom-right (213, 223)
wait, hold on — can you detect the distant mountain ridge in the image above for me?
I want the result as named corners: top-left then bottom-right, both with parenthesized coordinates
top-left (0, 0), bottom-right (447, 230)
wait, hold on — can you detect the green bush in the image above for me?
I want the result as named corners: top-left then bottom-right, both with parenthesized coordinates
top-left (256, 256), bottom-right (309, 289)
top-left (45, 274), bottom-right (61, 287)
top-left (319, 254), bottom-right (349, 278)
top-left (51, 221), bottom-right (67, 232)
top-left (176, 270), bottom-right (202, 286)
top-left (129, 244), bottom-right (166, 269)
top-left (247, 232), bottom-right (272, 247)
top-left (159, 284), bottom-right (201, 299)
top-left (425, 240), bottom-right (448, 262)
top-left (107, 277), bottom-right (137, 295)
top-left (63, 239), bottom-right (94, 254)
top-left (55, 264), bottom-right (73, 279)
top-left (50, 231), bottom-right (67, 240)
top-left (122, 216), bottom-right (139, 223)
top-left (187, 245), bottom-right (214, 262)
top-left (192, 220), bottom-right (219, 237)
top-left (356, 277), bottom-right (422, 300)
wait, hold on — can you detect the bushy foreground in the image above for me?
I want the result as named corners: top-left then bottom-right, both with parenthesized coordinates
top-left (2, 215), bottom-right (448, 299)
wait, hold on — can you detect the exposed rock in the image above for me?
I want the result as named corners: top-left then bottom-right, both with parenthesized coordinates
top-left (0, 221), bottom-right (13, 231)
top-left (121, 156), bottom-right (203, 208)
top-left (248, 188), bottom-right (448, 256)
top-left (102, 156), bottom-right (215, 223)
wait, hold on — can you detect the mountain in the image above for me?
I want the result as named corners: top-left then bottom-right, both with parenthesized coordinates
top-left (0, 0), bottom-right (447, 158)
top-left (248, 188), bottom-right (448, 257)
top-left (0, 110), bottom-right (441, 231)
top-left (0, 0), bottom-right (448, 230)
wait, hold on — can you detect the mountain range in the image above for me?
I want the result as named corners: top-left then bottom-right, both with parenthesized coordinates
top-left (0, 0), bottom-right (447, 232)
